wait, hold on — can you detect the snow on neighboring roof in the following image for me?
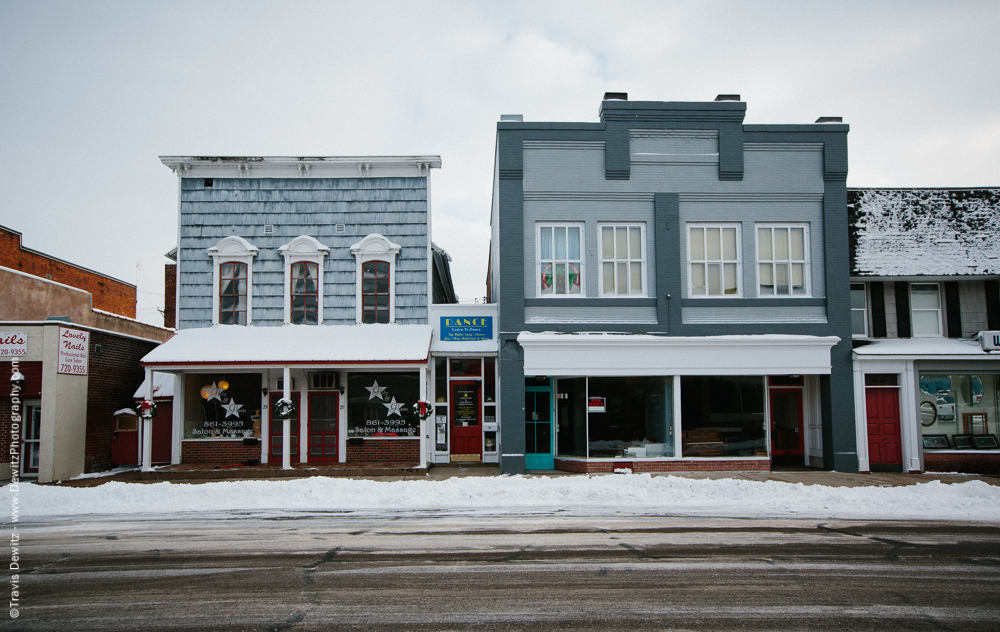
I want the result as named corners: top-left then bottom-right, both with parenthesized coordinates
top-left (854, 337), bottom-right (1000, 358)
top-left (133, 372), bottom-right (176, 400)
top-left (113, 408), bottom-right (137, 417)
top-left (141, 324), bottom-right (433, 366)
top-left (849, 188), bottom-right (1000, 276)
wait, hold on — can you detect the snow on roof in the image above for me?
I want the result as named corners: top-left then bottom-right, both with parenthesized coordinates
top-left (133, 372), bottom-right (176, 399)
top-left (141, 324), bottom-right (433, 366)
top-left (113, 408), bottom-right (137, 417)
top-left (854, 337), bottom-right (1000, 358)
top-left (849, 188), bottom-right (1000, 276)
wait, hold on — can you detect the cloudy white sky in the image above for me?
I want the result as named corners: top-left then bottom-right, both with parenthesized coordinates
top-left (2, 1), bottom-right (998, 326)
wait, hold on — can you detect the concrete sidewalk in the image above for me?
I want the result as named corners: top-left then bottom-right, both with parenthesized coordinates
top-left (49, 462), bottom-right (1000, 488)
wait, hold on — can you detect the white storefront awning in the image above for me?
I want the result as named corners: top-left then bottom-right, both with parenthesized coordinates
top-left (142, 324), bottom-right (433, 369)
top-left (517, 333), bottom-right (841, 376)
top-left (853, 337), bottom-right (1000, 361)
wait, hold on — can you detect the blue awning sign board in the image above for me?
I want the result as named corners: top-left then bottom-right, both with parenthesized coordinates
top-left (440, 316), bottom-right (493, 342)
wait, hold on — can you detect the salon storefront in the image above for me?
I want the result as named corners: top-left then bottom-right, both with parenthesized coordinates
top-left (141, 324), bottom-right (435, 469)
top-left (517, 333), bottom-right (840, 473)
top-left (853, 337), bottom-right (1000, 474)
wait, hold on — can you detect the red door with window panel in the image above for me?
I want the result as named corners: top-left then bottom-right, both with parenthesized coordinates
top-left (450, 381), bottom-right (481, 460)
top-left (269, 392), bottom-right (301, 461)
top-left (866, 388), bottom-right (902, 466)
top-left (308, 392), bottom-right (339, 462)
top-left (770, 389), bottom-right (804, 455)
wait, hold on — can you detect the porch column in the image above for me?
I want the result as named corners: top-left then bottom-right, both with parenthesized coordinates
top-left (282, 366), bottom-right (291, 470)
top-left (419, 366), bottom-right (428, 470)
top-left (141, 367), bottom-right (153, 472)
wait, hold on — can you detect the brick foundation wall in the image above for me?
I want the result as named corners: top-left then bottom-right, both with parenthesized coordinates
top-left (0, 226), bottom-right (137, 317)
top-left (182, 440), bottom-right (262, 464)
top-left (346, 439), bottom-right (420, 463)
top-left (85, 332), bottom-right (159, 473)
top-left (924, 452), bottom-right (1000, 475)
top-left (555, 458), bottom-right (772, 474)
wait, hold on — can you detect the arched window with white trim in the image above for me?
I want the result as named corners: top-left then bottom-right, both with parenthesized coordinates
top-left (279, 236), bottom-right (329, 325)
top-left (350, 234), bottom-right (401, 324)
top-left (207, 236), bottom-right (258, 325)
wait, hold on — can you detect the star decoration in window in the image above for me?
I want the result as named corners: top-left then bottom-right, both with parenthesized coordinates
top-left (383, 397), bottom-right (404, 417)
top-left (223, 400), bottom-right (244, 419)
top-left (204, 382), bottom-right (223, 402)
top-left (366, 380), bottom-right (388, 401)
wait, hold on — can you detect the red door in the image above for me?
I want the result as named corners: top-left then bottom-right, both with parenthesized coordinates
top-left (111, 414), bottom-right (139, 465)
top-left (308, 392), bottom-right (339, 462)
top-left (866, 388), bottom-right (901, 466)
top-left (269, 393), bottom-right (301, 461)
top-left (450, 381), bottom-right (481, 461)
top-left (151, 401), bottom-right (173, 465)
top-left (770, 389), bottom-right (804, 455)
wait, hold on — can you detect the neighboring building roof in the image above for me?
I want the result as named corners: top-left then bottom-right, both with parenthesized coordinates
top-left (141, 324), bottom-right (433, 367)
top-left (431, 242), bottom-right (458, 304)
top-left (133, 372), bottom-right (176, 400)
top-left (849, 188), bottom-right (1000, 277)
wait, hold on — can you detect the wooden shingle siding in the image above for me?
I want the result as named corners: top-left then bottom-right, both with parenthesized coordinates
top-left (176, 176), bottom-right (429, 329)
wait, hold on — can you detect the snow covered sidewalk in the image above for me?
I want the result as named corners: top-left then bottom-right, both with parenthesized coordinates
top-left (6, 474), bottom-right (1000, 522)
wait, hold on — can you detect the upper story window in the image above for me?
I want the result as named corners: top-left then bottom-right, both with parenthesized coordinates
top-left (688, 224), bottom-right (740, 297)
top-left (279, 235), bottom-right (329, 325)
top-left (362, 261), bottom-right (390, 323)
top-left (207, 236), bottom-right (258, 326)
top-left (537, 223), bottom-right (583, 296)
top-left (851, 283), bottom-right (868, 337)
top-left (599, 224), bottom-right (646, 296)
top-left (219, 263), bottom-right (248, 325)
top-left (911, 283), bottom-right (942, 336)
top-left (756, 224), bottom-right (809, 296)
top-left (350, 234), bottom-right (401, 324)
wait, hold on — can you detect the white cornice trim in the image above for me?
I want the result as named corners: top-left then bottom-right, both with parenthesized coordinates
top-left (160, 156), bottom-right (442, 179)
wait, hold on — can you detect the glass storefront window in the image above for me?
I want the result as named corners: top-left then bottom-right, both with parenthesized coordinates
top-left (586, 376), bottom-right (672, 458)
top-left (680, 376), bottom-right (765, 456)
top-left (919, 374), bottom-right (998, 451)
top-left (348, 372), bottom-right (420, 438)
top-left (556, 378), bottom-right (587, 457)
top-left (183, 373), bottom-right (261, 439)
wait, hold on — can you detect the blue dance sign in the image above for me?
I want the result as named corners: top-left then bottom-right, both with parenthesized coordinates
top-left (440, 316), bottom-right (493, 342)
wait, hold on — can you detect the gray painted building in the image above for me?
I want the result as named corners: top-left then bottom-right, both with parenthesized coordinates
top-left (490, 95), bottom-right (857, 474)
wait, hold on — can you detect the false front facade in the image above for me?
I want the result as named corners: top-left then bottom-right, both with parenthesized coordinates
top-left (490, 95), bottom-right (856, 474)
top-left (143, 156), bottom-right (498, 470)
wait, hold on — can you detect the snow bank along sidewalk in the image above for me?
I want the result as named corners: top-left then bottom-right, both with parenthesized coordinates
top-left (6, 474), bottom-right (1000, 522)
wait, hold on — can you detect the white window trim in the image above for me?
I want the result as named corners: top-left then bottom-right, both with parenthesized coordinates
top-left (207, 236), bottom-right (258, 325)
top-left (597, 223), bottom-right (647, 297)
top-left (536, 222), bottom-right (586, 297)
top-left (686, 223), bottom-right (742, 298)
top-left (910, 282), bottom-right (944, 337)
top-left (279, 235), bottom-right (329, 325)
top-left (851, 283), bottom-right (868, 338)
top-left (350, 233), bottom-right (401, 324)
top-left (754, 223), bottom-right (811, 298)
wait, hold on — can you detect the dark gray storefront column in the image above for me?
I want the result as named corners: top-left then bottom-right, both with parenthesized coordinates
top-left (499, 336), bottom-right (525, 474)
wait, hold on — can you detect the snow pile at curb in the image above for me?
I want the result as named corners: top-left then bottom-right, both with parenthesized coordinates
top-left (7, 475), bottom-right (1000, 521)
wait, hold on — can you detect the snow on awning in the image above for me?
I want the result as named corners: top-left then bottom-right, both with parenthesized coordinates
top-left (853, 337), bottom-right (1000, 360)
top-left (142, 324), bottom-right (433, 368)
top-left (517, 333), bottom-right (840, 376)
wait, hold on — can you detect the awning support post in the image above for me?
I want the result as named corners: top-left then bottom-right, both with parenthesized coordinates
top-left (141, 367), bottom-right (153, 472)
top-left (282, 366), bottom-right (292, 470)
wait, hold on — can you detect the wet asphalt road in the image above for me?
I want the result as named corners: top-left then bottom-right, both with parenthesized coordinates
top-left (9, 511), bottom-right (1000, 631)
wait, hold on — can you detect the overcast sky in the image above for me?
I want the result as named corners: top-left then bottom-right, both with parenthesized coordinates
top-left (2, 1), bottom-right (998, 326)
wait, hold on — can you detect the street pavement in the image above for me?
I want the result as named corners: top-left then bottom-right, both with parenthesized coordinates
top-left (10, 510), bottom-right (1000, 631)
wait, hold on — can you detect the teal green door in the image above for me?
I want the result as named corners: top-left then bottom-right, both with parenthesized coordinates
top-left (525, 386), bottom-right (554, 470)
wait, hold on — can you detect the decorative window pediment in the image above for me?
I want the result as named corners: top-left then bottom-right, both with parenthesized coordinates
top-left (279, 236), bottom-right (329, 325)
top-left (351, 234), bottom-right (401, 324)
top-left (207, 236), bottom-right (258, 325)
